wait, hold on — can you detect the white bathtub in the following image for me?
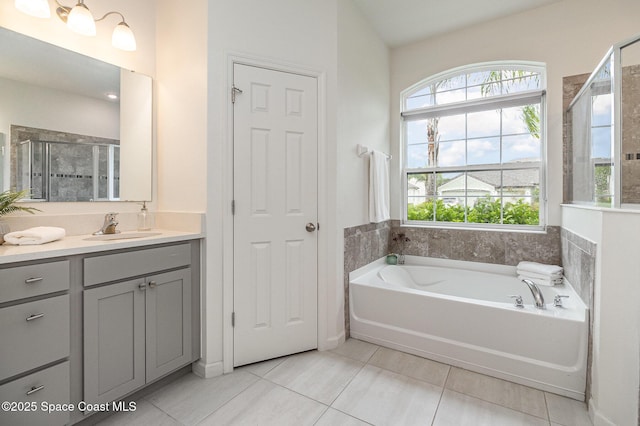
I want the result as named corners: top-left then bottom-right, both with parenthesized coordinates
top-left (349, 255), bottom-right (588, 400)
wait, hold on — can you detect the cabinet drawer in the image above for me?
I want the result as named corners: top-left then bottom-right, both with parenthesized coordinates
top-left (84, 243), bottom-right (191, 287)
top-left (0, 261), bottom-right (69, 304)
top-left (0, 361), bottom-right (70, 426)
top-left (0, 295), bottom-right (70, 381)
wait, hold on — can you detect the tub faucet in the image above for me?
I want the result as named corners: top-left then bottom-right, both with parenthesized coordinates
top-left (522, 279), bottom-right (545, 309)
top-left (94, 213), bottom-right (120, 235)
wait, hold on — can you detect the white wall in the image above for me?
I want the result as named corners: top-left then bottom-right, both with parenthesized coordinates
top-left (390, 0), bottom-right (640, 225)
top-left (155, 0), bottom-right (207, 213)
top-left (563, 205), bottom-right (640, 426)
top-left (338, 0), bottom-right (390, 230)
top-left (0, 0), bottom-right (156, 216)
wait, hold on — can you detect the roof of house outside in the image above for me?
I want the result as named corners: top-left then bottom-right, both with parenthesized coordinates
top-left (433, 169), bottom-right (539, 191)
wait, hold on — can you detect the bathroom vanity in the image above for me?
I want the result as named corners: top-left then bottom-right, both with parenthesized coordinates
top-left (0, 232), bottom-right (202, 425)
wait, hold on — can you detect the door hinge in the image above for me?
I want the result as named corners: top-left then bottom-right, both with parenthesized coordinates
top-left (231, 85), bottom-right (243, 103)
top-left (231, 312), bottom-right (235, 327)
top-left (231, 200), bottom-right (236, 215)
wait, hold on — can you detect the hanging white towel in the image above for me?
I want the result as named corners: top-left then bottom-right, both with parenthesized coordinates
top-left (369, 150), bottom-right (390, 223)
top-left (3, 226), bottom-right (66, 245)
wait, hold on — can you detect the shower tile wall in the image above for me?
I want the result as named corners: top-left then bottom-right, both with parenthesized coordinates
top-left (10, 125), bottom-right (119, 201)
top-left (621, 64), bottom-right (640, 203)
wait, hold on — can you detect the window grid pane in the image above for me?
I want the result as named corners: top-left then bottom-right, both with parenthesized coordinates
top-left (404, 65), bottom-right (544, 228)
top-left (405, 69), bottom-right (541, 109)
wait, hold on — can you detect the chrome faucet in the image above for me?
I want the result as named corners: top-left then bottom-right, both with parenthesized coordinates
top-left (94, 213), bottom-right (120, 235)
top-left (522, 279), bottom-right (545, 309)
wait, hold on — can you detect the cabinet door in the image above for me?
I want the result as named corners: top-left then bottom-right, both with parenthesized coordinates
top-left (145, 268), bottom-right (192, 382)
top-left (84, 279), bottom-right (145, 407)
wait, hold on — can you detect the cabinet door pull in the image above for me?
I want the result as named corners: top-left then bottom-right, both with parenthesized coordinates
top-left (26, 313), bottom-right (45, 321)
top-left (148, 281), bottom-right (157, 288)
top-left (26, 385), bottom-right (45, 395)
top-left (138, 283), bottom-right (147, 291)
top-left (25, 277), bottom-right (44, 284)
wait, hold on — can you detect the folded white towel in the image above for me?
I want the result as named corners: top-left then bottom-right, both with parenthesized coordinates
top-left (3, 226), bottom-right (66, 245)
top-left (517, 269), bottom-right (563, 280)
top-left (517, 261), bottom-right (563, 276)
top-left (518, 275), bottom-right (563, 287)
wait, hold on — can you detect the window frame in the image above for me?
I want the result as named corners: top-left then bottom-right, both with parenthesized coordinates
top-left (400, 61), bottom-right (547, 231)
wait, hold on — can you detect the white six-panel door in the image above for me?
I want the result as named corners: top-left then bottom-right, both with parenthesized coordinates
top-left (233, 63), bottom-right (318, 367)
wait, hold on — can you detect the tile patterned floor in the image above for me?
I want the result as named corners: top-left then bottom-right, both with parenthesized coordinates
top-left (97, 339), bottom-right (593, 426)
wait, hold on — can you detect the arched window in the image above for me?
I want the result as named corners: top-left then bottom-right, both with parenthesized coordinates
top-left (401, 62), bottom-right (546, 229)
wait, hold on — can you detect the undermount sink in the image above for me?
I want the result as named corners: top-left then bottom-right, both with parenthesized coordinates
top-left (83, 232), bottom-right (162, 241)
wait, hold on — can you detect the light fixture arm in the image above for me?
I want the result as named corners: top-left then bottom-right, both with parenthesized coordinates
top-left (95, 11), bottom-right (127, 24)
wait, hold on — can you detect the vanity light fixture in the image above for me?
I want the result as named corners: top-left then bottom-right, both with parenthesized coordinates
top-left (14, 0), bottom-right (137, 51)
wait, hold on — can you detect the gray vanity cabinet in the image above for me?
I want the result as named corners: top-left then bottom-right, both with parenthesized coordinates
top-left (83, 279), bottom-right (146, 406)
top-left (83, 244), bottom-right (193, 407)
top-left (145, 269), bottom-right (192, 382)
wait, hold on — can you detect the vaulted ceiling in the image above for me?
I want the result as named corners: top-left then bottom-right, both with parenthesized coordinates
top-left (352, 0), bottom-right (561, 47)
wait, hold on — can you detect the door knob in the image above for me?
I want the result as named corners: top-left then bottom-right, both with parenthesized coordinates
top-left (305, 223), bottom-right (316, 232)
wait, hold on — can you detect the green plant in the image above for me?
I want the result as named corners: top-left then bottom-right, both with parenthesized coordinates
top-left (407, 196), bottom-right (539, 225)
top-left (0, 189), bottom-right (40, 217)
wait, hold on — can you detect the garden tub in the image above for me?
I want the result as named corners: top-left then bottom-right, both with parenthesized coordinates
top-left (349, 256), bottom-right (588, 400)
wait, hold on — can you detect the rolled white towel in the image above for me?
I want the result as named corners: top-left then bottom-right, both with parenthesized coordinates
top-left (517, 261), bottom-right (563, 276)
top-left (516, 269), bottom-right (563, 281)
top-left (518, 275), bottom-right (563, 287)
top-left (3, 226), bottom-right (66, 245)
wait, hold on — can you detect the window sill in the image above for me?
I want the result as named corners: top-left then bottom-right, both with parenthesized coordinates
top-left (400, 220), bottom-right (548, 234)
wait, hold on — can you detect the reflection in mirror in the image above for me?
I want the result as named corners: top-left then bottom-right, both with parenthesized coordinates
top-left (0, 26), bottom-right (152, 201)
top-left (13, 126), bottom-right (120, 201)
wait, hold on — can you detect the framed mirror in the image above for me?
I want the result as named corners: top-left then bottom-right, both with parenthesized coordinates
top-left (0, 26), bottom-right (152, 202)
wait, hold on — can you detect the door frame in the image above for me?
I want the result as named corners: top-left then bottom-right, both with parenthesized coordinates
top-left (222, 53), bottom-right (328, 373)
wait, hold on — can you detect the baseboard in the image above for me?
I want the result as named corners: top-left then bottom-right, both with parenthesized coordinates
top-left (589, 398), bottom-right (617, 426)
top-left (318, 330), bottom-right (345, 351)
top-left (192, 359), bottom-right (224, 378)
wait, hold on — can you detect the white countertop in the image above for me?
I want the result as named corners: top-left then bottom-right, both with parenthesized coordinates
top-left (0, 229), bottom-right (204, 264)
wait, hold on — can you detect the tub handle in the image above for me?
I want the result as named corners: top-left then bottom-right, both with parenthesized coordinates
top-left (553, 295), bottom-right (569, 307)
top-left (510, 295), bottom-right (524, 308)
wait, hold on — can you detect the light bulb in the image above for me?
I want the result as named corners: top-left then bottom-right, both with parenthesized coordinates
top-left (67, 2), bottom-right (96, 36)
top-left (15, 0), bottom-right (50, 18)
top-left (112, 22), bottom-right (136, 51)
